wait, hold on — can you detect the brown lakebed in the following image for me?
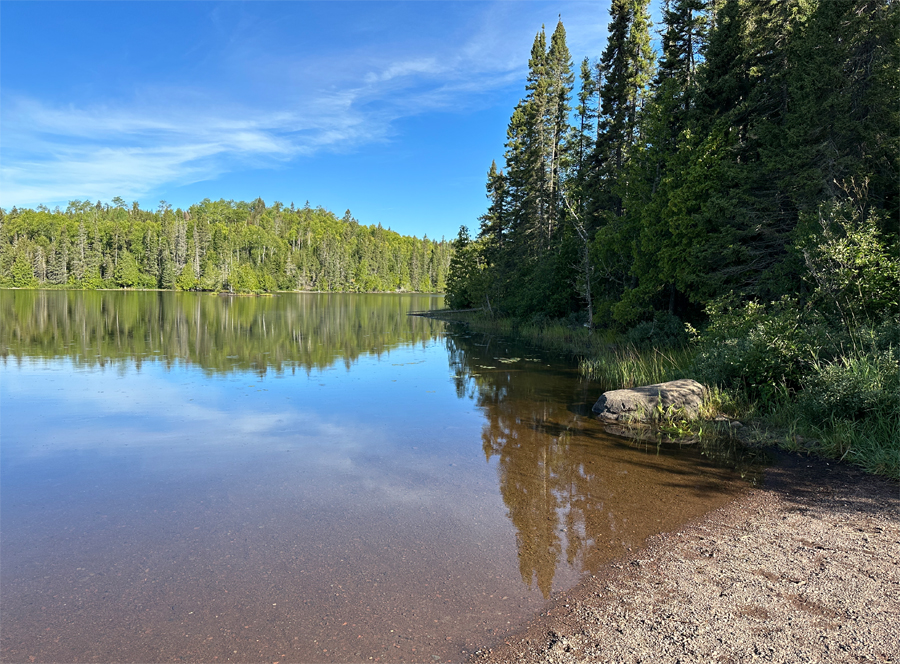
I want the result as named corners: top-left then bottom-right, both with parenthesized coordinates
top-left (1, 290), bottom-right (758, 663)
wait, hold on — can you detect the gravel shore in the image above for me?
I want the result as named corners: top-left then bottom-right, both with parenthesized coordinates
top-left (471, 451), bottom-right (900, 664)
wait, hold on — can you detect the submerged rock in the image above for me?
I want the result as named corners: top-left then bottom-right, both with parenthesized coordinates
top-left (592, 379), bottom-right (708, 423)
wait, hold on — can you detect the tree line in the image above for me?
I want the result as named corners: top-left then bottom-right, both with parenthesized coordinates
top-left (447, 0), bottom-right (898, 330)
top-left (0, 198), bottom-right (452, 293)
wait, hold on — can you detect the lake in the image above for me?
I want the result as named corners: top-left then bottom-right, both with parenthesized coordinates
top-left (1, 290), bottom-right (754, 663)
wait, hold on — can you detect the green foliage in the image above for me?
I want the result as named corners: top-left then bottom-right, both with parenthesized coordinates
top-left (175, 263), bottom-right (198, 291)
top-left (11, 249), bottom-right (37, 287)
top-left (692, 297), bottom-right (826, 400)
top-left (692, 283), bottom-right (899, 478)
top-left (795, 200), bottom-right (900, 325)
top-left (799, 345), bottom-right (899, 424)
top-left (453, 0), bottom-right (897, 335)
top-left (113, 251), bottom-right (144, 288)
top-left (227, 263), bottom-right (260, 294)
top-left (0, 199), bottom-right (451, 294)
top-left (445, 225), bottom-right (478, 308)
top-left (624, 311), bottom-right (690, 349)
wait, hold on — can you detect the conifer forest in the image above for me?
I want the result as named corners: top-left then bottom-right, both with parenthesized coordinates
top-left (0, 198), bottom-right (451, 293)
top-left (444, 0), bottom-right (898, 478)
top-left (446, 0), bottom-right (897, 329)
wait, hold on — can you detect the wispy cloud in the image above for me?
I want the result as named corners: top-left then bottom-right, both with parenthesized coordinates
top-left (0, 93), bottom-right (372, 205)
top-left (0, 1), bottom-right (611, 208)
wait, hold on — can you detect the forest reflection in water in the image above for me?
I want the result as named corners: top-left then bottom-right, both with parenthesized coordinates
top-left (1, 288), bottom-right (445, 374)
top-left (0, 290), bottom-right (759, 602)
top-left (445, 327), bottom-right (760, 598)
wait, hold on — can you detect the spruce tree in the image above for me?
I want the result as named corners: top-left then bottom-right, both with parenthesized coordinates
top-left (779, 0), bottom-right (899, 223)
top-left (477, 160), bottom-right (507, 263)
top-left (614, 0), bottom-right (709, 323)
top-left (590, 0), bottom-right (655, 220)
top-left (545, 20), bottom-right (575, 245)
top-left (522, 26), bottom-right (550, 251)
top-left (573, 57), bottom-right (600, 193)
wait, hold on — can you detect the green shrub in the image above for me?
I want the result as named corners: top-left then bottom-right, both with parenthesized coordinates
top-left (799, 346), bottom-right (899, 423)
top-left (625, 311), bottom-right (689, 349)
top-left (794, 201), bottom-right (899, 325)
top-left (692, 297), bottom-right (832, 401)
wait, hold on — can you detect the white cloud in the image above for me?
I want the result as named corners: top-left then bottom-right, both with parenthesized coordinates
top-left (0, 1), bottom-right (613, 208)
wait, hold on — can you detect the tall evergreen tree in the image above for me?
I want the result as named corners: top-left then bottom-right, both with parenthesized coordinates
top-left (477, 160), bottom-right (508, 263)
top-left (521, 27), bottom-right (550, 250)
top-left (574, 57), bottom-right (600, 179)
top-left (778, 0), bottom-right (899, 223)
top-left (589, 0), bottom-right (655, 219)
top-left (545, 20), bottom-right (575, 245)
top-left (445, 225), bottom-right (478, 308)
top-left (613, 0), bottom-right (709, 323)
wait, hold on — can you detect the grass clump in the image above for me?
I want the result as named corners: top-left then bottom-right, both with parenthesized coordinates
top-left (578, 345), bottom-right (694, 392)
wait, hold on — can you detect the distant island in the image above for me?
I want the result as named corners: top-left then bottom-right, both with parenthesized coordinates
top-left (0, 198), bottom-right (451, 294)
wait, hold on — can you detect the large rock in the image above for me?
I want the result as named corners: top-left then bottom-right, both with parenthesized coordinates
top-left (592, 379), bottom-right (708, 423)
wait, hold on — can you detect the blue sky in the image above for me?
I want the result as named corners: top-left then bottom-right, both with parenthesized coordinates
top-left (0, 1), bottom-right (636, 240)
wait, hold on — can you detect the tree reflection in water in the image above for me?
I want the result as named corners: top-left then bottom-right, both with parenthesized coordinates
top-left (446, 328), bottom-right (759, 598)
top-left (0, 289), bottom-right (444, 376)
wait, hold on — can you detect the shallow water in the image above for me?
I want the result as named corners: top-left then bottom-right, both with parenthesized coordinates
top-left (1, 290), bottom-right (751, 663)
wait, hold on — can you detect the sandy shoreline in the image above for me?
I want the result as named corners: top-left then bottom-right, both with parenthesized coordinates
top-left (471, 451), bottom-right (900, 664)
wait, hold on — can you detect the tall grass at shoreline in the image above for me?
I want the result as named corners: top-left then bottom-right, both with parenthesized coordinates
top-left (578, 345), bottom-right (694, 392)
top-left (436, 311), bottom-right (604, 355)
top-left (438, 311), bottom-right (695, 392)
top-left (763, 399), bottom-right (899, 480)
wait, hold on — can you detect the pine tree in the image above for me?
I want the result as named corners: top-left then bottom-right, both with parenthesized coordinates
top-left (685, 0), bottom-right (815, 301)
top-left (614, 0), bottom-right (709, 323)
top-left (47, 227), bottom-right (70, 285)
top-left (589, 0), bottom-right (655, 220)
top-left (501, 21), bottom-right (575, 255)
top-left (191, 223), bottom-right (201, 279)
top-left (445, 226), bottom-right (477, 308)
top-left (11, 243), bottom-right (37, 287)
top-left (175, 218), bottom-right (188, 273)
top-left (778, 0), bottom-right (899, 223)
top-left (72, 221), bottom-right (87, 281)
top-left (657, 0), bottom-right (706, 122)
top-left (583, 0), bottom-right (656, 320)
top-left (545, 20), bottom-right (575, 245)
top-left (573, 57), bottom-right (600, 189)
top-left (502, 103), bottom-right (532, 255)
top-left (521, 26), bottom-right (551, 251)
top-left (477, 160), bottom-right (507, 262)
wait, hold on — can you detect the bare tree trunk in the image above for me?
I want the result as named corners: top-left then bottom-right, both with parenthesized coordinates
top-left (563, 195), bottom-right (594, 331)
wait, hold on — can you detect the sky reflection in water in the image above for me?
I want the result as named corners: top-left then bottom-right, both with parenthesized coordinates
top-left (1, 290), bottom-right (751, 663)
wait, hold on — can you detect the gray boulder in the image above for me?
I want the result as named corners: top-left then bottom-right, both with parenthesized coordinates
top-left (592, 379), bottom-right (708, 423)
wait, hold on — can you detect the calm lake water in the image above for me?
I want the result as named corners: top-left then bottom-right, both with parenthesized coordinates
top-left (1, 290), bottom-right (753, 663)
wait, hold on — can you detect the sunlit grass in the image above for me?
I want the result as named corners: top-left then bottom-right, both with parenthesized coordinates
top-left (769, 400), bottom-right (900, 481)
top-left (810, 415), bottom-right (900, 479)
top-left (578, 345), bottom-right (695, 392)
